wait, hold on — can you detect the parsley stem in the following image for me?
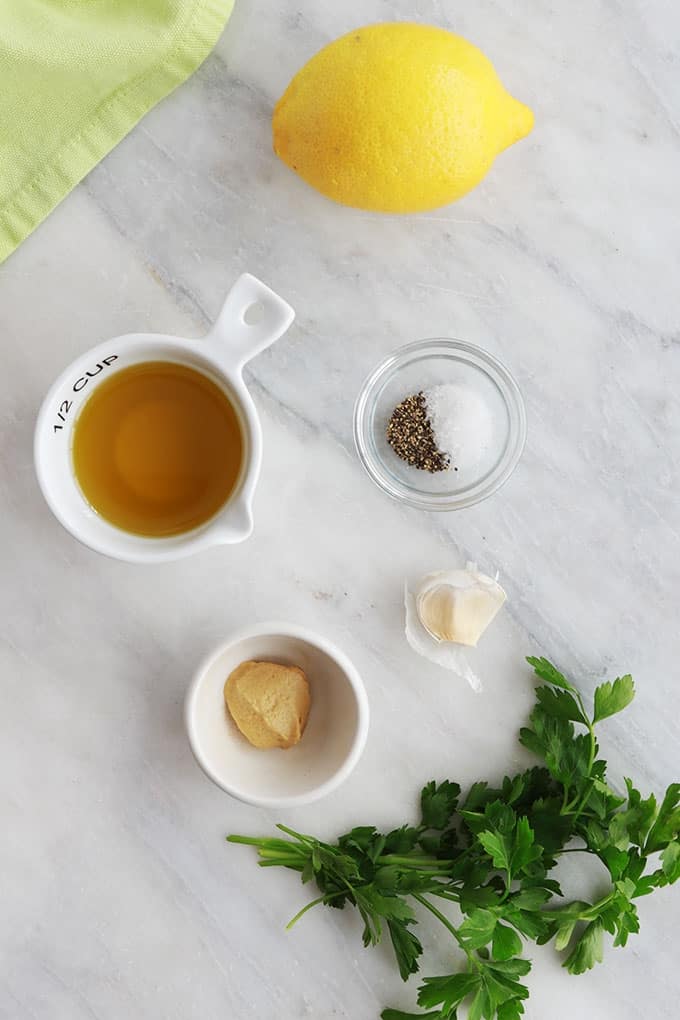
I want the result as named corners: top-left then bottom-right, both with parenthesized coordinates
top-left (379, 854), bottom-right (453, 870)
top-left (559, 703), bottom-right (598, 817)
top-left (576, 694), bottom-right (598, 774)
top-left (544, 889), bottom-right (615, 926)
top-left (285, 893), bottom-right (346, 929)
top-left (412, 893), bottom-right (474, 964)
top-left (285, 895), bottom-right (327, 928)
top-left (277, 824), bottom-right (315, 845)
top-left (228, 835), bottom-right (307, 856)
top-left (568, 782), bottom-right (596, 823)
top-left (429, 888), bottom-right (462, 904)
top-left (257, 847), bottom-right (306, 859)
top-left (259, 859), bottom-right (305, 869)
top-left (227, 834), bottom-right (271, 846)
top-left (582, 891), bottom-right (614, 920)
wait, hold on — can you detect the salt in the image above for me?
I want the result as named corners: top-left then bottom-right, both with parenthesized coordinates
top-left (423, 383), bottom-right (494, 474)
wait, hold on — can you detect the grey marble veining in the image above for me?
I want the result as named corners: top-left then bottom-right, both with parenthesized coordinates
top-left (1, 1), bottom-right (679, 1017)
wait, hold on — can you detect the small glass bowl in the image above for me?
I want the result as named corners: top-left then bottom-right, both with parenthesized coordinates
top-left (353, 339), bottom-right (527, 511)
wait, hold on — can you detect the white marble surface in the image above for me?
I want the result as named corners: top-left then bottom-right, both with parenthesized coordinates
top-left (1, 1), bottom-right (679, 1017)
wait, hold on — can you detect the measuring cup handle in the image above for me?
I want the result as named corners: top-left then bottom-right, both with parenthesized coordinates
top-left (206, 274), bottom-right (295, 371)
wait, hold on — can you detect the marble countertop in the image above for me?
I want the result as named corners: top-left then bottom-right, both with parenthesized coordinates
top-left (2, 1), bottom-right (679, 1017)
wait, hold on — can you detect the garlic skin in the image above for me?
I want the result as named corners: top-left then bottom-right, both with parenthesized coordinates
top-left (416, 563), bottom-right (506, 647)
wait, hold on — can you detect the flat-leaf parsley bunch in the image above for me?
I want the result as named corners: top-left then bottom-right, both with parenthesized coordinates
top-left (229, 659), bottom-right (680, 1020)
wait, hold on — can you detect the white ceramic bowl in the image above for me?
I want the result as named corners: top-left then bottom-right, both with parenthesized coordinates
top-left (185, 623), bottom-right (370, 808)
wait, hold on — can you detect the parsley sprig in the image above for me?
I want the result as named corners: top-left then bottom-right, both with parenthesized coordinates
top-left (228, 658), bottom-right (680, 1019)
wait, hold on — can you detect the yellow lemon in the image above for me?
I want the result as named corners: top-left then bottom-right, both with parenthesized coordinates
top-left (273, 23), bottom-right (534, 213)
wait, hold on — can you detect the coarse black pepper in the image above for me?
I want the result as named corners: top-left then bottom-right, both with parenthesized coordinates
top-left (386, 392), bottom-right (450, 473)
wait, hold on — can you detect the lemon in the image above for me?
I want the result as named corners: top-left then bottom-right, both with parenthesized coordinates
top-left (273, 23), bottom-right (534, 213)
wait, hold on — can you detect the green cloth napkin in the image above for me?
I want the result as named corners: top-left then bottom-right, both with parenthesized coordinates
top-left (0, 0), bottom-right (234, 263)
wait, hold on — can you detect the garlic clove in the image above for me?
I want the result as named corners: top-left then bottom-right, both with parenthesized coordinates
top-left (415, 563), bottom-right (506, 647)
top-left (404, 582), bottom-right (483, 692)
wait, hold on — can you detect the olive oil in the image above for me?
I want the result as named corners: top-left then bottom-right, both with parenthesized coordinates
top-left (72, 361), bottom-right (243, 537)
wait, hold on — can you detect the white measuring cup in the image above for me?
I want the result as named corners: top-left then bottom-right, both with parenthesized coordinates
top-left (34, 274), bottom-right (295, 563)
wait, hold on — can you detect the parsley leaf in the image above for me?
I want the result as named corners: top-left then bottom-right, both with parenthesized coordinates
top-left (463, 781), bottom-right (493, 812)
top-left (526, 657), bottom-right (576, 692)
top-left (564, 920), bottom-right (604, 974)
top-left (535, 685), bottom-right (588, 724)
top-left (478, 830), bottom-right (512, 874)
top-left (388, 920), bottom-right (424, 980)
top-left (593, 675), bottom-right (635, 723)
top-left (385, 826), bottom-right (421, 855)
top-left (492, 923), bottom-right (523, 961)
top-left (421, 780), bottom-right (461, 830)
top-left (382, 1011), bottom-right (440, 1020)
top-left (478, 816), bottom-right (541, 889)
top-left (661, 841), bottom-right (680, 882)
top-left (459, 908), bottom-right (498, 950)
top-left (497, 1001), bottom-right (526, 1020)
top-left (608, 779), bottom-right (657, 849)
top-left (520, 710), bottom-right (592, 791)
top-left (645, 783), bottom-right (680, 853)
top-left (417, 972), bottom-right (480, 1012)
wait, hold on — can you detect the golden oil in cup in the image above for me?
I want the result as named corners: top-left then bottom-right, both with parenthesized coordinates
top-left (72, 361), bottom-right (243, 537)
